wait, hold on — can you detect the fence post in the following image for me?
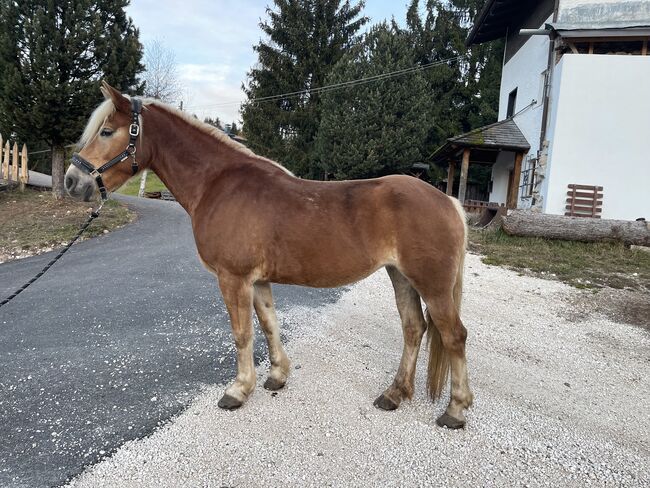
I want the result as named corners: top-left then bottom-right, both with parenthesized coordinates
top-left (1, 135), bottom-right (8, 181)
top-left (11, 142), bottom-right (19, 182)
top-left (20, 144), bottom-right (29, 190)
top-left (4, 141), bottom-right (11, 182)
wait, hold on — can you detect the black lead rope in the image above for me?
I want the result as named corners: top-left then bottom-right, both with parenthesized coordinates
top-left (0, 203), bottom-right (103, 309)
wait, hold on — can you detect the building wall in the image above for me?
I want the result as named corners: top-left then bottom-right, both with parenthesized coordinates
top-left (490, 15), bottom-right (553, 206)
top-left (488, 151), bottom-right (516, 204)
top-left (544, 54), bottom-right (650, 221)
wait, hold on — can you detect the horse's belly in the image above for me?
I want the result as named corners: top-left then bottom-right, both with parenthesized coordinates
top-left (265, 239), bottom-right (393, 288)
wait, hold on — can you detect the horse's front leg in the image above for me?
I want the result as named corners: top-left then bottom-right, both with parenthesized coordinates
top-left (217, 274), bottom-right (256, 410)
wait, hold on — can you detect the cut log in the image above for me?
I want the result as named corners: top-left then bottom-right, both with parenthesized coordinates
top-left (502, 210), bottom-right (650, 246)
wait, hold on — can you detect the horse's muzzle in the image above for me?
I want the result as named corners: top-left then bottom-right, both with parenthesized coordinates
top-left (65, 173), bottom-right (95, 201)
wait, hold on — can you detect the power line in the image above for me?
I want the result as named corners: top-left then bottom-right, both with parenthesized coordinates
top-left (184, 55), bottom-right (465, 111)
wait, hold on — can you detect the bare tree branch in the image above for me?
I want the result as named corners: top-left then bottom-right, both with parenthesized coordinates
top-left (142, 39), bottom-right (183, 104)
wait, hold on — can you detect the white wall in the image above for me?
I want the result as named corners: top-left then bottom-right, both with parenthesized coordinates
top-left (491, 17), bottom-right (552, 205)
top-left (489, 151), bottom-right (516, 204)
top-left (498, 19), bottom-right (552, 157)
top-left (544, 55), bottom-right (650, 221)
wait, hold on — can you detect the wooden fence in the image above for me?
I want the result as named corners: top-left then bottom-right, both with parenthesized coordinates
top-left (565, 184), bottom-right (603, 218)
top-left (0, 133), bottom-right (29, 190)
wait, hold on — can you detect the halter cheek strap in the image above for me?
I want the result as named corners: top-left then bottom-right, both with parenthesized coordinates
top-left (71, 98), bottom-right (143, 200)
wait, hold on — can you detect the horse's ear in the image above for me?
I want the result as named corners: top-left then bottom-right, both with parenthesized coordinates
top-left (100, 81), bottom-right (130, 113)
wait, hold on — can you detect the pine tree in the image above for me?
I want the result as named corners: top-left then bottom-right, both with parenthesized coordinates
top-left (314, 23), bottom-right (430, 180)
top-left (405, 0), bottom-right (503, 173)
top-left (241, 0), bottom-right (367, 177)
top-left (0, 0), bottom-right (143, 198)
top-left (204, 117), bottom-right (223, 130)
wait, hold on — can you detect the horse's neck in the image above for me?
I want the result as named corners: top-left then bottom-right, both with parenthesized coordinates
top-left (145, 107), bottom-right (248, 215)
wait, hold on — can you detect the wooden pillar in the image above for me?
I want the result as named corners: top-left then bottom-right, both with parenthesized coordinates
top-left (11, 142), bottom-right (19, 182)
top-left (457, 148), bottom-right (470, 203)
top-left (0, 133), bottom-right (4, 180)
top-left (507, 151), bottom-right (525, 209)
top-left (446, 160), bottom-right (456, 196)
top-left (20, 144), bottom-right (28, 190)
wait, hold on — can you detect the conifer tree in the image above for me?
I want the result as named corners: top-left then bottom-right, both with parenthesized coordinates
top-left (405, 0), bottom-right (503, 151)
top-left (241, 0), bottom-right (367, 177)
top-left (0, 0), bottom-right (143, 198)
top-left (314, 23), bottom-right (430, 180)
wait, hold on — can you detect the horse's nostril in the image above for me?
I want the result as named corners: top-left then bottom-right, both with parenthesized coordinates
top-left (65, 176), bottom-right (76, 191)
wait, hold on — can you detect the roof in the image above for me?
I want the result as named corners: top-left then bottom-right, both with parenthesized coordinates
top-left (431, 118), bottom-right (530, 165)
top-left (467, 0), bottom-right (540, 45)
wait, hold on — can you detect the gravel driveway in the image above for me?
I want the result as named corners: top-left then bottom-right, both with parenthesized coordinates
top-left (66, 253), bottom-right (649, 487)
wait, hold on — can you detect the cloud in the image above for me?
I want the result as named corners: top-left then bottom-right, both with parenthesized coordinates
top-left (126, 1), bottom-right (410, 126)
top-left (177, 63), bottom-right (244, 123)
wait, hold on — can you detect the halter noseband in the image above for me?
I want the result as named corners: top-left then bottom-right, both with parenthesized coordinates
top-left (71, 98), bottom-right (143, 200)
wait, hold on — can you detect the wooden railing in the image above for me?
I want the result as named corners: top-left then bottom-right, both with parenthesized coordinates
top-left (462, 199), bottom-right (506, 214)
top-left (0, 133), bottom-right (29, 190)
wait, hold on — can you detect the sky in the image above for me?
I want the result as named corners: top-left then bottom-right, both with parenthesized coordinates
top-left (126, 1), bottom-right (415, 124)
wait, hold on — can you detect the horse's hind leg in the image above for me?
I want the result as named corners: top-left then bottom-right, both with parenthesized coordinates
top-left (422, 294), bottom-right (473, 429)
top-left (254, 282), bottom-right (291, 390)
top-left (374, 266), bottom-right (427, 411)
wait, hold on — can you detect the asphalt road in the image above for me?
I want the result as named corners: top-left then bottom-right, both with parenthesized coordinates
top-left (0, 195), bottom-right (342, 488)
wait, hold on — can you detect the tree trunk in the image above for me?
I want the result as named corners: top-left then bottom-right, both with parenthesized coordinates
top-left (51, 145), bottom-right (65, 199)
top-left (502, 211), bottom-right (650, 246)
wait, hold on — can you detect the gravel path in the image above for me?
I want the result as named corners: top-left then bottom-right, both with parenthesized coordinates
top-left (66, 253), bottom-right (650, 487)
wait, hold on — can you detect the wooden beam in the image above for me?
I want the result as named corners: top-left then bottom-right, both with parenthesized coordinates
top-left (20, 144), bottom-right (28, 190)
top-left (11, 142), bottom-right (18, 182)
top-left (507, 152), bottom-right (524, 209)
top-left (2, 140), bottom-right (9, 181)
top-left (457, 148), bottom-right (470, 203)
top-left (0, 133), bottom-right (4, 180)
top-left (446, 160), bottom-right (456, 196)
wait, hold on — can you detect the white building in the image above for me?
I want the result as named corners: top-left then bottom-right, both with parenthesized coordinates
top-left (432, 0), bottom-right (650, 221)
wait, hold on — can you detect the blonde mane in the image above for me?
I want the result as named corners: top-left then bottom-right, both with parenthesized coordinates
top-left (78, 97), bottom-right (293, 176)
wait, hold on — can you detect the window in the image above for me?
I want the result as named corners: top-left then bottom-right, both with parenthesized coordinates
top-left (520, 155), bottom-right (537, 198)
top-left (507, 88), bottom-right (518, 118)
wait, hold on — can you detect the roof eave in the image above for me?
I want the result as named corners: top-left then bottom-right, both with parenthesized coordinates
top-left (466, 0), bottom-right (498, 46)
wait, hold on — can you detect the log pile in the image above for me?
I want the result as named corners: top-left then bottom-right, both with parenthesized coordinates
top-left (502, 211), bottom-right (650, 246)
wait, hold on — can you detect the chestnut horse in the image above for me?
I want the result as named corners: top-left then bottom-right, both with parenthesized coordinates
top-left (65, 83), bottom-right (473, 429)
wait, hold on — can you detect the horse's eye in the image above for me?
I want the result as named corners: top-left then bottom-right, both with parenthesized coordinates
top-left (100, 128), bottom-right (113, 137)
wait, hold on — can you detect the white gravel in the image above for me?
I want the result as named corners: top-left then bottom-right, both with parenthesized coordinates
top-left (66, 253), bottom-right (650, 487)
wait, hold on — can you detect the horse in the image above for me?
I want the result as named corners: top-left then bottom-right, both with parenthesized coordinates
top-left (65, 82), bottom-right (473, 429)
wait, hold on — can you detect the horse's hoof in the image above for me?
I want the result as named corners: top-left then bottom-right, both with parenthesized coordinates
top-left (436, 413), bottom-right (465, 429)
top-left (373, 393), bottom-right (398, 411)
top-left (218, 394), bottom-right (243, 410)
top-left (264, 377), bottom-right (286, 391)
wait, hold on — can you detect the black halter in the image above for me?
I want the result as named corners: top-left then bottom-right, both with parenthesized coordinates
top-left (72, 98), bottom-right (143, 200)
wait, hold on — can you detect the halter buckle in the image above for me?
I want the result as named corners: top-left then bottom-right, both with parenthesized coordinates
top-left (129, 123), bottom-right (140, 137)
top-left (90, 169), bottom-right (101, 178)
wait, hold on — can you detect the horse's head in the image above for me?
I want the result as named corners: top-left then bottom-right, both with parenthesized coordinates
top-left (65, 82), bottom-right (147, 201)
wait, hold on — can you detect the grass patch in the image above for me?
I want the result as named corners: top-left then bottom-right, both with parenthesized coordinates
top-left (0, 188), bottom-right (134, 262)
top-left (469, 228), bottom-right (650, 291)
top-left (116, 171), bottom-right (167, 196)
